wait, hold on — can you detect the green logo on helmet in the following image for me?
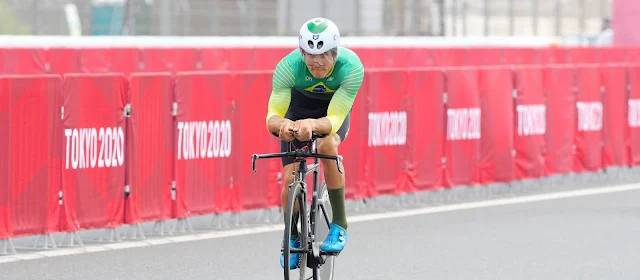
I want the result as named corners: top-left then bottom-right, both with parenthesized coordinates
top-left (307, 18), bottom-right (328, 34)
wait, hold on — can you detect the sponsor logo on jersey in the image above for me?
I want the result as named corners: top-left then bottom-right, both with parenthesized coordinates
top-left (305, 76), bottom-right (312, 81)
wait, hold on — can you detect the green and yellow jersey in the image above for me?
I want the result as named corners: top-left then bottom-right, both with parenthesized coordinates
top-left (266, 46), bottom-right (365, 134)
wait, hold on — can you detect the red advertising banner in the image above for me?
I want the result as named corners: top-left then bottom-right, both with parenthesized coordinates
top-left (233, 70), bottom-right (279, 210)
top-left (78, 48), bottom-right (142, 75)
top-left (140, 48), bottom-right (198, 74)
top-left (514, 66), bottom-right (546, 179)
top-left (46, 48), bottom-right (80, 75)
top-left (478, 66), bottom-right (515, 184)
top-left (443, 67), bottom-right (481, 187)
top-left (543, 65), bottom-right (575, 175)
top-left (628, 65), bottom-right (640, 165)
top-left (0, 75), bottom-right (62, 238)
top-left (465, 48), bottom-right (504, 66)
top-left (406, 68), bottom-right (445, 191)
top-left (363, 69), bottom-right (409, 196)
top-left (174, 71), bottom-right (240, 218)
top-left (574, 65), bottom-right (603, 173)
top-left (60, 73), bottom-right (127, 231)
top-left (503, 48), bottom-right (540, 65)
top-left (198, 48), bottom-right (231, 71)
top-left (1, 48), bottom-right (47, 74)
top-left (125, 73), bottom-right (174, 225)
top-left (601, 65), bottom-right (629, 168)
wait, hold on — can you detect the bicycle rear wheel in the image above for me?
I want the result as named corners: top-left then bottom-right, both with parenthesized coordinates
top-left (283, 181), bottom-right (309, 280)
top-left (312, 180), bottom-right (336, 280)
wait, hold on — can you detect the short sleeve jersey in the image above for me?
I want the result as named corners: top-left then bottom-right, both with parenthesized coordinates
top-left (266, 46), bottom-right (365, 134)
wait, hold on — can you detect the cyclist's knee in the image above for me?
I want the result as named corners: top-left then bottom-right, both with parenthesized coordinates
top-left (317, 134), bottom-right (341, 155)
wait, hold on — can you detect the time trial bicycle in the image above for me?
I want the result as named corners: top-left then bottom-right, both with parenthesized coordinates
top-left (252, 131), bottom-right (343, 280)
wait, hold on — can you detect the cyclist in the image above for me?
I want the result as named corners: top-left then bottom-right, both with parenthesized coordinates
top-left (265, 17), bottom-right (364, 270)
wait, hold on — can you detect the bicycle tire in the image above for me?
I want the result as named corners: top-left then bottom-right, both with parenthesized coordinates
top-left (283, 181), bottom-right (309, 280)
top-left (312, 180), bottom-right (336, 280)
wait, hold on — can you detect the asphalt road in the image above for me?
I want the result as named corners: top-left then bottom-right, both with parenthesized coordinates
top-left (1, 186), bottom-right (640, 280)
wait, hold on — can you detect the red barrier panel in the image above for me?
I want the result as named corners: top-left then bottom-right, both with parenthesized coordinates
top-left (125, 73), bottom-right (173, 224)
top-left (629, 65), bottom-right (640, 165)
top-left (574, 65), bottom-right (603, 173)
top-left (0, 75), bottom-right (62, 238)
top-left (363, 69), bottom-right (409, 196)
top-left (444, 67), bottom-right (481, 186)
top-left (514, 66), bottom-right (546, 179)
top-left (602, 65), bottom-right (629, 168)
top-left (233, 70), bottom-right (279, 210)
top-left (341, 73), bottom-right (368, 200)
top-left (60, 73), bottom-right (127, 232)
top-left (478, 66), bottom-right (515, 184)
top-left (174, 71), bottom-right (240, 218)
top-left (406, 68), bottom-right (445, 190)
top-left (544, 65), bottom-right (575, 175)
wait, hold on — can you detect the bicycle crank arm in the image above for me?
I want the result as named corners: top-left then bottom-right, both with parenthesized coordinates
top-left (320, 251), bottom-right (340, 256)
top-left (281, 247), bottom-right (309, 254)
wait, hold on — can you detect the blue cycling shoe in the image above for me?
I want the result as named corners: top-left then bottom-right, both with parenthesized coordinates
top-left (320, 223), bottom-right (348, 252)
top-left (280, 236), bottom-right (301, 270)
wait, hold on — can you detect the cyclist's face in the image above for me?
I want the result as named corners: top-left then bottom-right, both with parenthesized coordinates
top-left (302, 50), bottom-right (335, 78)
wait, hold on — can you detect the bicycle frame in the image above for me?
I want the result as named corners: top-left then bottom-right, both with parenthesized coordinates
top-left (251, 133), bottom-right (343, 267)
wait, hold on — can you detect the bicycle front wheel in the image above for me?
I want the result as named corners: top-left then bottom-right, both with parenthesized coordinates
top-left (283, 181), bottom-right (309, 280)
top-left (312, 180), bottom-right (336, 280)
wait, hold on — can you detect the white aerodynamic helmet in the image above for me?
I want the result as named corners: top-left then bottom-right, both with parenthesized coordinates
top-left (298, 17), bottom-right (340, 56)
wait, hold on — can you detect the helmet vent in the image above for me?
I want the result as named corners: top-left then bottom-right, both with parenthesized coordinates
top-left (307, 40), bottom-right (325, 50)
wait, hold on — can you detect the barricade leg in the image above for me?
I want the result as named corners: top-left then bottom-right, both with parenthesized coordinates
top-left (33, 234), bottom-right (57, 250)
top-left (172, 218), bottom-right (193, 234)
top-left (126, 224), bottom-right (146, 240)
top-left (152, 220), bottom-right (169, 236)
top-left (99, 228), bottom-right (122, 243)
top-left (0, 238), bottom-right (16, 255)
top-left (58, 231), bottom-right (84, 247)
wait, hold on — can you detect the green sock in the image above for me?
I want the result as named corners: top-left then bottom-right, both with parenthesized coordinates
top-left (328, 186), bottom-right (348, 230)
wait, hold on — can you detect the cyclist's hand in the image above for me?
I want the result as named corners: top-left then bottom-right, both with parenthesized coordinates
top-left (293, 119), bottom-right (313, 141)
top-left (278, 119), bottom-right (296, 142)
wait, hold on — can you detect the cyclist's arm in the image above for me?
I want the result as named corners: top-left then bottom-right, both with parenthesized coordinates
top-left (266, 58), bottom-right (296, 134)
top-left (313, 64), bottom-right (365, 135)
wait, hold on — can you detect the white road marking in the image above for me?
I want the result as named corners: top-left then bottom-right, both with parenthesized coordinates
top-left (1, 183), bottom-right (638, 264)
